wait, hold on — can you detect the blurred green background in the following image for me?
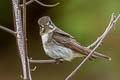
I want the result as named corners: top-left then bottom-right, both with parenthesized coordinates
top-left (0, 0), bottom-right (120, 80)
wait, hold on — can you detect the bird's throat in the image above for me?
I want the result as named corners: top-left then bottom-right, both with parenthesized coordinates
top-left (41, 33), bottom-right (49, 44)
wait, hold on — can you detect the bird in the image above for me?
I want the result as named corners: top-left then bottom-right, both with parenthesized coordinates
top-left (38, 16), bottom-right (111, 62)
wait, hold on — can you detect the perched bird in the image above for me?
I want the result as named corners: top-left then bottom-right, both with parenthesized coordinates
top-left (38, 16), bottom-right (111, 62)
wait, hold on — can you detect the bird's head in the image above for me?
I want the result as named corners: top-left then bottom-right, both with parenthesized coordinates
top-left (38, 16), bottom-right (56, 35)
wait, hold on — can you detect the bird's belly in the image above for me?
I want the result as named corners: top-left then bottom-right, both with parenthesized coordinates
top-left (43, 42), bottom-right (76, 61)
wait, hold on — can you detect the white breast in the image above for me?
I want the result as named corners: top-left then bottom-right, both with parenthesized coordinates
top-left (41, 33), bottom-right (83, 61)
top-left (41, 33), bottom-right (49, 44)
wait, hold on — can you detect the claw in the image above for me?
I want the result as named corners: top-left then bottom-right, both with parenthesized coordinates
top-left (55, 58), bottom-right (64, 64)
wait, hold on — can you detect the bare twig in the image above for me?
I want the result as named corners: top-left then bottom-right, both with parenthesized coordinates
top-left (23, 0), bottom-right (32, 80)
top-left (23, 0), bottom-right (27, 35)
top-left (20, 0), bottom-right (34, 7)
top-left (0, 25), bottom-right (16, 36)
top-left (31, 66), bottom-right (37, 71)
top-left (65, 13), bottom-right (120, 80)
top-left (20, 0), bottom-right (60, 7)
top-left (0, 0), bottom-right (60, 79)
top-left (87, 14), bottom-right (116, 49)
top-left (12, 0), bottom-right (32, 80)
top-left (87, 36), bottom-right (102, 48)
top-left (34, 0), bottom-right (60, 7)
top-left (30, 59), bottom-right (64, 63)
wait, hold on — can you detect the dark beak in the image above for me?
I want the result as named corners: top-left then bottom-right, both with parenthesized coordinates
top-left (39, 25), bottom-right (48, 28)
top-left (39, 25), bottom-right (44, 34)
top-left (39, 25), bottom-right (49, 34)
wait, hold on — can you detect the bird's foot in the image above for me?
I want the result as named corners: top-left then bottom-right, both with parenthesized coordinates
top-left (55, 58), bottom-right (64, 64)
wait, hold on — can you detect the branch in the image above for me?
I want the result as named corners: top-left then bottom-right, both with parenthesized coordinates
top-left (20, 0), bottom-right (34, 7)
top-left (65, 13), bottom-right (120, 80)
top-left (34, 0), bottom-right (60, 7)
top-left (20, 0), bottom-right (60, 7)
top-left (87, 14), bottom-right (116, 49)
top-left (23, 0), bottom-right (32, 80)
top-left (0, 25), bottom-right (16, 36)
top-left (12, 0), bottom-right (32, 80)
top-left (30, 59), bottom-right (64, 64)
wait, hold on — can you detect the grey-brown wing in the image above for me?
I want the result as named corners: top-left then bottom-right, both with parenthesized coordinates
top-left (52, 28), bottom-right (111, 60)
top-left (53, 28), bottom-right (74, 38)
top-left (52, 29), bottom-right (89, 56)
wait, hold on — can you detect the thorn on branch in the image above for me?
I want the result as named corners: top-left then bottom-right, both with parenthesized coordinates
top-left (20, 75), bottom-right (24, 79)
top-left (31, 66), bottom-right (37, 71)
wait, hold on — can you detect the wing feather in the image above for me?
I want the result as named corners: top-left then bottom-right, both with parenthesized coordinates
top-left (52, 28), bottom-right (89, 56)
top-left (52, 28), bottom-right (111, 60)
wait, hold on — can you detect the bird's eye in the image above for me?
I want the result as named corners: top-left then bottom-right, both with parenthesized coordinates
top-left (48, 21), bottom-right (54, 29)
top-left (39, 25), bottom-right (42, 28)
top-left (49, 21), bottom-right (52, 25)
top-left (39, 25), bottom-right (47, 28)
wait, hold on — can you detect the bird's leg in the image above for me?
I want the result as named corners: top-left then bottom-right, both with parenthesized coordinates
top-left (55, 58), bottom-right (64, 64)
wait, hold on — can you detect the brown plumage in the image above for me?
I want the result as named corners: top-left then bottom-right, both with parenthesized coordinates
top-left (52, 27), bottom-right (111, 60)
top-left (38, 16), bottom-right (111, 61)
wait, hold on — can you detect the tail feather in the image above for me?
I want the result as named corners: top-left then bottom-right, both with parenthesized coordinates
top-left (93, 52), bottom-right (111, 60)
top-left (86, 48), bottom-right (111, 60)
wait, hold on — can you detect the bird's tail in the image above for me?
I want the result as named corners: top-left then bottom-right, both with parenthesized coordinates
top-left (93, 51), bottom-right (111, 60)
top-left (86, 48), bottom-right (111, 60)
